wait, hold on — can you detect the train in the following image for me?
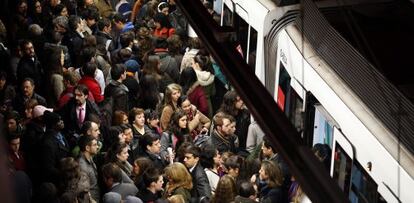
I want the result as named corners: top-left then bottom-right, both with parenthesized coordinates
top-left (215, 0), bottom-right (414, 202)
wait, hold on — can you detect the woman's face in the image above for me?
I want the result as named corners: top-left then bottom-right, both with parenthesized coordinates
top-left (155, 176), bottom-right (164, 191)
top-left (181, 99), bottom-right (191, 114)
top-left (259, 166), bottom-right (268, 180)
top-left (235, 96), bottom-right (244, 110)
top-left (134, 113), bottom-right (145, 127)
top-left (60, 7), bottom-right (68, 17)
top-left (161, 7), bottom-right (169, 16)
top-left (35, 2), bottom-right (42, 13)
top-left (213, 150), bottom-right (221, 167)
top-left (171, 90), bottom-right (181, 103)
top-left (178, 115), bottom-right (187, 129)
top-left (148, 118), bottom-right (159, 128)
top-left (117, 147), bottom-right (129, 162)
top-left (191, 58), bottom-right (200, 70)
top-left (133, 162), bottom-right (140, 175)
top-left (122, 115), bottom-right (129, 125)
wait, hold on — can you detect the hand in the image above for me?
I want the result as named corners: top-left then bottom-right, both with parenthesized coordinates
top-left (200, 127), bottom-right (208, 135)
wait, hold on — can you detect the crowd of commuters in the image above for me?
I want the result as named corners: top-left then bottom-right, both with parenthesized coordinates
top-left (0, 0), bottom-right (320, 202)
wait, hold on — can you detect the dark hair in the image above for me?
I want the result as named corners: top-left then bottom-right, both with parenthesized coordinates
top-left (82, 6), bottom-right (99, 21)
top-left (194, 54), bottom-right (214, 74)
top-left (312, 143), bottom-right (331, 170)
top-left (111, 64), bottom-right (126, 80)
top-left (153, 12), bottom-right (172, 28)
top-left (107, 142), bottom-right (129, 163)
top-left (78, 135), bottom-right (96, 152)
top-left (238, 181), bottom-right (256, 198)
top-left (167, 35), bottom-right (182, 55)
top-left (128, 107), bottom-right (145, 124)
top-left (140, 132), bottom-right (160, 151)
top-left (139, 74), bottom-right (160, 110)
top-left (143, 168), bottom-right (161, 188)
top-left (176, 95), bottom-right (189, 109)
top-left (68, 15), bottom-right (81, 31)
top-left (74, 84), bottom-right (89, 96)
top-left (224, 155), bottom-right (244, 170)
top-left (22, 77), bottom-right (35, 86)
top-left (19, 39), bottom-right (32, 51)
top-left (52, 4), bottom-right (66, 16)
top-left (51, 31), bottom-right (63, 43)
top-left (102, 163), bottom-right (122, 183)
top-left (44, 46), bottom-right (63, 75)
top-left (112, 13), bottom-right (126, 23)
top-left (262, 136), bottom-right (275, 152)
top-left (219, 91), bottom-right (239, 116)
top-left (168, 109), bottom-right (188, 135)
top-left (97, 18), bottom-right (111, 31)
top-left (200, 145), bottom-right (217, 169)
top-left (80, 46), bottom-right (96, 64)
top-left (81, 62), bottom-right (97, 77)
top-left (144, 109), bottom-right (159, 121)
top-left (120, 32), bottom-right (134, 48)
top-left (80, 121), bottom-right (93, 135)
top-left (179, 67), bottom-right (198, 94)
top-left (184, 144), bottom-right (201, 158)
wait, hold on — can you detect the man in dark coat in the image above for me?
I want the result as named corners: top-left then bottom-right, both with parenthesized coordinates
top-left (39, 110), bottom-right (70, 184)
top-left (139, 133), bottom-right (166, 169)
top-left (104, 64), bottom-right (129, 113)
top-left (16, 40), bottom-right (43, 90)
top-left (58, 84), bottom-right (100, 136)
top-left (13, 78), bottom-right (46, 115)
top-left (183, 145), bottom-right (211, 203)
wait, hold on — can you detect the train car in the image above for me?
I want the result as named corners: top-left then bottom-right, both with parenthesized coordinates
top-left (219, 0), bottom-right (414, 202)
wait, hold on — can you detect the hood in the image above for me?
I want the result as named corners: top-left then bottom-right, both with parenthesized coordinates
top-left (195, 70), bottom-right (214, 86)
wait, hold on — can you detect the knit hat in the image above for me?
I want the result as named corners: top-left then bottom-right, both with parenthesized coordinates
top-left (33, 105), bottom-right (53, 118)
top-left (124, 59), bottom-right (140, 73)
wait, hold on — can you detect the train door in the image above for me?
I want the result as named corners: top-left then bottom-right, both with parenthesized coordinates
top-left (331, 127), bottom-right (354, 196)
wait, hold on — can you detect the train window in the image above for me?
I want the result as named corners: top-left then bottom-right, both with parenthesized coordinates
top-left (222, 4), bottom-right (233, 27)
top-left (233, 12), bottom-right (249, 59)
top-left (350, 161), bottom-right (379, 203)
top-left (312, 105), bottom-right (335, 148)
top-left (277, 64), bottom-right (303, 132)
top-left (333, 143), bottom-right (353, 196)
top-left (248, 27), bottom-right (258, 71)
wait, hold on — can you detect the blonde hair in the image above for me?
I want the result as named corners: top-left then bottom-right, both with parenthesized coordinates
top-left (163, 83), bottom-right (182, 109)
top-left (164, 162), bottom-right (193, 192)
top-left (167, 194), bottom-right (185, 203)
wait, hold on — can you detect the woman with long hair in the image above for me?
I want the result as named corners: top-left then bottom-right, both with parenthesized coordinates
top-left (137, 74), bottom-right (161, 110)
top-left (164, 162), bottom-right (193, 202)
top-left (112, 110), bottom-right (129, 126)
top-left (257, 160), bottom-right (284, 202)
top-left (160, 109), bottom-right (191, 162)
top-left (179, 67), bottom-right (208, 116)
top-left (141, 54), bottom-right (172, 93)
top-left (153, 12), bottom-right (175, 39)
top-left (177, 95), bottom-right (210, 139)
top-left (44, 46), bottom-right (65, 107)
top-left (106, 142), bottom-right (134, 183)
top-left (132, 157), bottom-right (154, 191)
top-left (160, 83), bottom-right (182, 130)
top-left (144, 109), bottom-right (162, 137)
top-left (211, 175), bottom-right (237, 203)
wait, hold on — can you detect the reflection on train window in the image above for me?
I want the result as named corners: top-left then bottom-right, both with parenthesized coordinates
top-left (277, 64), bottom-right (290, 111)
top-left (222, 4), bottom-right (233, 26)
top-left (248, 27), bottom-right (258, 71)
top-left (350, 161), bottom-right (379, 203)
top-left (312, 105), bottom-right (334, 148)
top-left (333, 143), bottom-right (352, 196)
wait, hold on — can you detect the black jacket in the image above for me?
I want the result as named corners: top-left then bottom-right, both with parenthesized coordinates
top-left (104, 80), bottom-right (129, 113)
top-left (16, 56), bottom-right (43, 88)
top-left (190, 163), bottom-right (212, 202)
top-left (13, 93), bottom-right (46, 116)
top-left (40, 129), bottom-right (70, 184)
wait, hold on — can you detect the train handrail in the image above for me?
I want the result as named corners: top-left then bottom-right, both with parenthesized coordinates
top-left (176, 0), bottom-right (348, 202)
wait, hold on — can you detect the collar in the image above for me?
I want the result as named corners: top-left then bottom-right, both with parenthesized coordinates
top-left (77, 102), bottom-right (86, 110)
top-left (189, 163), bottom-right (197, 173)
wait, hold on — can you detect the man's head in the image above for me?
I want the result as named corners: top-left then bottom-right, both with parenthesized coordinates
top-left (97, 18), bottom-right (112, 33)
top-left (143, 168), bottom-right (164, 191)
top-left (81, 62), bottom-right (97, 78)
top-left (78, 135), bottom-right (98, 156)
top-left (74, 85), bottom-right (89, 105)
top-left (141, 133), bottom-right (161, 154)
top-left (120, 124), bottom-right (133, 144)
top-left (5, 111), bottom-right (20, 133)
top-left (112, 13), bottom-right (126, 31)
top-left (20, 40), bottom-right (35, 58)
top-left (7, 130), bottom-right (22, 153)
top-left (43, 110), bottom-right (64, 130)
top-left (102, 163), bottom-right (122, 188)
top-left (183, 145), bottom-right (201, 169)
top-left (81, 121), bottom-right (100, 139)
top-left (261, 136), bottom-right (275, 158)
top-left (213, 112), bottom-right (234, 137)
top-left (111, 64), bottom-right (127, 82)
top-left (22, 78), bottom-right (35, 97)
